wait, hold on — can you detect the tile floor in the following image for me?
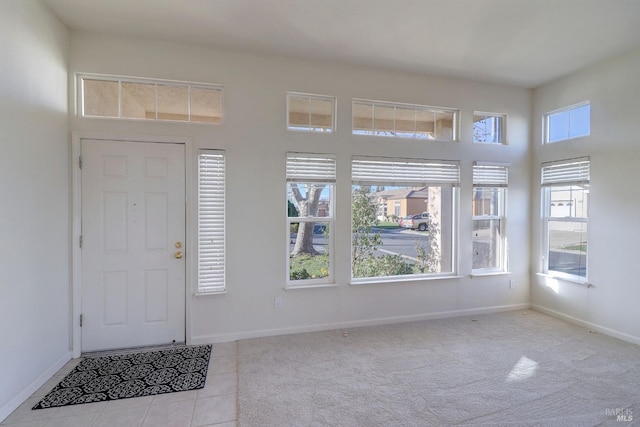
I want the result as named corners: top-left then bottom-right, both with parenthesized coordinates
top-left (1, 342), bottom-right (238, 427)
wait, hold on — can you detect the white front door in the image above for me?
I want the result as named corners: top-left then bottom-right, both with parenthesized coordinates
top-left (81, 139), bottom-right (186, 352)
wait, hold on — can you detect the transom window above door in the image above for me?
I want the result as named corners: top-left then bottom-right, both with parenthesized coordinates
top-left (78, 74), bottom-right (224, 124)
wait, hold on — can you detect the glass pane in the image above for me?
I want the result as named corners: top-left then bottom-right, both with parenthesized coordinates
top-left (121, 82), bottom-right (155, 119)
top-left (473, 114), bottom-right (503, 144)
top-left (548, 110), bottom-right (570, 142)
top-left (434, 110), bottom-right (455, 141)
top-left (353, 102), bottom-right (373, 134)
top-left (473, 219), bottom-right (501, 270)
top-left (548, 220), bottom-right (587, 277)
top-left (351, 185), bottom-right (454, 279)
top-left (309, 98), bottom-right (333, 129)
top-left (290, 221), bottom-right (330, 281)
top-left (288, 95), bottom-right (310, 128)
top-left (548, 185), bottom-right (589, 218)
top-left (287, 183), bottom-right (332, 218)
top-left (415, 109), bottom-right (435, 139)
top-left (395, 107), bottom-right (416, 137)
top-left (569, 104), bottom-right (590, 138)
top-left (473, 188), bottom-right (501, 216)
top-left (191, 87), bottom-right (223, 124)
top-left (374, 105), bottom-right (395, 136)
top-left (83, 79), bottom-right (119, 117)
top-left (157, 84), bottom-right (189, 121)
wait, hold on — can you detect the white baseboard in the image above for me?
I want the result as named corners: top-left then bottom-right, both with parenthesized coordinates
top-left (531, 304), bottom-right (640, 346)
top-left (0, 351), bottom-right (72, 423)
top-left (191, 303), bottom-right (531, 345)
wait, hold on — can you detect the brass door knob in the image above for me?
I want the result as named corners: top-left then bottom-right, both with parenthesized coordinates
top-left (175, 251), bottom-right (184, 259)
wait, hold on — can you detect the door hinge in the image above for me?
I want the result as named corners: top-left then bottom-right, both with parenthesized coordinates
top-left (79, 156), bottom-right (83, 169)
top-left (79, 314), bottom-right (83, 327)
top-left (79, 235), bottom-right (83, 248)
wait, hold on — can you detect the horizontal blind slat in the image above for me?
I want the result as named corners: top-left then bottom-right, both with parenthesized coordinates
top-left (352, 157), bottom-right (460, 186)
top-left (473, 165), bottom-right (508, 186)
top-left (286, 154), bottom-right (336, 182)
top-left (541, 158), bottom-right (590, 186)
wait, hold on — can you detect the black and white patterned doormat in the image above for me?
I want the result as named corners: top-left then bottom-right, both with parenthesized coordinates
top-left (33, 345), bottom-right (212, 409)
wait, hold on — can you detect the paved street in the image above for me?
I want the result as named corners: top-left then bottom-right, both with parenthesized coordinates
top-left (290, 227), bottom-right (428, 260)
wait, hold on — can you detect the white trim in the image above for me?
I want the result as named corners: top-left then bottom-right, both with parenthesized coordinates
top-left (543, 101), bottom-right (590, 144)
top-left (350, 275), bottom-right (465, 286)
top-left (531, 304), bottom-right (640, 346)
top-left (77, 73), bottom-right (224, 124)
top-left (352, 98), bottom-right (459, 141)
top-left (0, 352), bottom-right (71, 422)
top-left (190, 303), bottom-right (531, 345)
top-left (71, 132), bottom-right (193, 357)
top-left (286, 92), bottom-right (336, 133)
top-left (534, 272), bottom-right (590, 287)
top-left (472, 111), bottom-right (507, 145)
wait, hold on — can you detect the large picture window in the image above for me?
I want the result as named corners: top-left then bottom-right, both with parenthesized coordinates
top-left (351, 157), bottom-right (459, 282)
top-left (286, 153), bottom-right (336, 286)
top-left (472, 163), bottom-right (508, 272)
top-left (541, 158), bottom-right (590, 281)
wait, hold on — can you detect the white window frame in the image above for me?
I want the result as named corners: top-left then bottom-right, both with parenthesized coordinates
top-left (286, 92), bottom-right (336, 133)
top-left (351, 156), bottom-right (459, 284)
top-left (472, 162), bottom-right (508, 274)
top-left (77, 73), bottom-right (224, 124)
top-left (352, 99), bottom-right (459, 141)
top-left (473, 112), bottom-right (507, 144)
top-left (197, 150), bottom-right (226, 294)
top-left (541, 157), bottom-right (590, 283)
top-left (544, 101), bottom-right (590, 144)
top-left (286, 153), bottom-right (336, 288)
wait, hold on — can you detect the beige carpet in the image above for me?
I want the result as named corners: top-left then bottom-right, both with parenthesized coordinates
top-left (238, 310), bottom-right (640, 426)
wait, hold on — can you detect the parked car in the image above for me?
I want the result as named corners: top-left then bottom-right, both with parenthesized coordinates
top-left (399, 213), bottom-right (430, 231)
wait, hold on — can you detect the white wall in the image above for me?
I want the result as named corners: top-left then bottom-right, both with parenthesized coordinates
top-left (0, 0), bottom-right (70, 420)
top-left (531, 48), bottom-right (640, 343)
top-left (69, 31), bottom-right (531, 345)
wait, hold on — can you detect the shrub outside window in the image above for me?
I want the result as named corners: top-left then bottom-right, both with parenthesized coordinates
top-left (472, 163), bottom-right (508, 272)
top-left (544, 102), bottom-right (590, 143)
top-left (287, 153), bottom-right (336, 286)
top-left (351, 157), bottom-right (459, 282)
top-left (541, 158), bottom-right (590, 281)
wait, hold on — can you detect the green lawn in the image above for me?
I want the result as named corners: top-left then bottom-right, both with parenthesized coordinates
top-left (290, 254), bottom-right (330, 280)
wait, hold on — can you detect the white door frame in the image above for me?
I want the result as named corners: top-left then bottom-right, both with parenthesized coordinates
top-left (71, 132), bottom-right (193, 357)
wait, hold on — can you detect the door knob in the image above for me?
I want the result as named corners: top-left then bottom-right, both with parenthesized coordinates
top-left (175, 251), bottom-right (183, 259)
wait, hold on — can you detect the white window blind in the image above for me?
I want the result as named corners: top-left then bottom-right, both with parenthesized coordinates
top-left (473, 163), bottom-right (509, 187)
top-left (198, 151), bottom-right (225, 293)
top-left (352, 157), bottom-right (460, 186)
top-left (541, 157), bottom-right (590, 186)
top-left (286, 153), bottom-right (336, 183)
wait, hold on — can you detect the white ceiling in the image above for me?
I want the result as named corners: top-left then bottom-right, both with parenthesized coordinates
top-left (42, 0), bottom-right (640, 88)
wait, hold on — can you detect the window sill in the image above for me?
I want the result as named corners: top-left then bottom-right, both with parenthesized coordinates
top-left (535, 273), bottom-right (591, 288)
top-left (350, 275), bottom-right (464, 286)
top-left (285, 283), bottom-right (340, 291)
top-left (470, 271), bottom-right (510, 278)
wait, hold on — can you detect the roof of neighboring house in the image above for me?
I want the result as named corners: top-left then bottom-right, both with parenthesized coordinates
top-left (374, 187), bottom-right (429, 200)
